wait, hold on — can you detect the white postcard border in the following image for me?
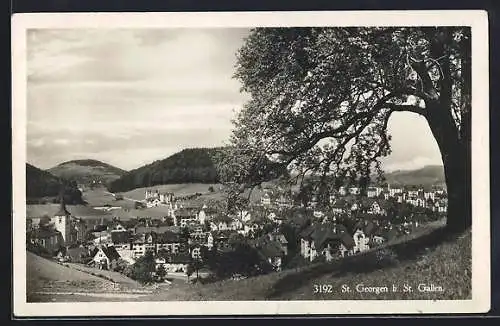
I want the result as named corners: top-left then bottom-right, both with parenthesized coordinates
top-left (12, 10), bottom-right (491, 316)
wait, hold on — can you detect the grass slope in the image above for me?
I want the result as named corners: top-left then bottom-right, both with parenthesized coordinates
top-left (64, 263), bottom-right (142, 288)
top-left (82, 186), bottom-right (136, 209)
top-left (26, 251), bottom-right (112, 299)
top-left (122, 183), bottom-right (222, 201)
top-left (26, 252), bottom-right (144, 302)
top-left (139, 220), bottom-right (471, 301)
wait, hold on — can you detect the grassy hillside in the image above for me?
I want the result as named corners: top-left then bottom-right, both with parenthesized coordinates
top-left (26, 251), bottom-right (145, 302)
top-left (26, 163), bottom-right (84, 204)
top-left (122, 183), bottom-right (222, 200)
top-left (138, 221), bottom-right (471, 301)
top-left (48, 159), bottom-right (126, 185)
top-left (26, 251), bottom-right (113, 300)
top-left (121, 181), bottom-right (279, 205)
top-left (384, 165), bottom-right (446, 188)
top-left (108, 148), bottom-right (224, 193)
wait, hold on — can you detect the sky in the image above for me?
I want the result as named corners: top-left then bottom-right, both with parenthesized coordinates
top-left (26, 28), bottom-right (442, 172)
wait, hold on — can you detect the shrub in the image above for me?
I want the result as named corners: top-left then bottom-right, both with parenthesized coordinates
top-left (374, 248), bottom-right (399, 267)
top-left (127, 251), bottom-right (156, 284)
top-left (155, 264), bottom-right (167, 282)
top-left (111, 258), bottom-right (129, 273)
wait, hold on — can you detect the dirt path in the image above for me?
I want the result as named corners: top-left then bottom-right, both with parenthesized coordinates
top-left (32, 291), bottom-right (149, 299)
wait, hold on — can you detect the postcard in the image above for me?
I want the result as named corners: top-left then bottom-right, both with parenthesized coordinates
top-left (12, 10), bottom-right (490, 316)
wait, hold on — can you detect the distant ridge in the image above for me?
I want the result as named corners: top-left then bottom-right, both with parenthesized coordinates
top-left (383, 165), bottom-right (445, 187)
top-left (48, 159), bottom-right (126, 185)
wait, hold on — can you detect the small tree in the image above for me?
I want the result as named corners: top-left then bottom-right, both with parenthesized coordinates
top-left (156, 264), bottom-right (167, 282)
top-left (111, 258), bottom-right (129, 273)
top-left (186, 263), bottom-right (195, 283)
top-left (189, 258), bottom-right (203, 280)
top-left (130, 250), bottom-right (156, 284)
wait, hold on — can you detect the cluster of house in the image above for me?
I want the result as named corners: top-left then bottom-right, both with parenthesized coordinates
top-left (143, 190), bottom-right (175, 208)
top-left (298, 218), bottom-right (401, 262)
top-left (142, 190), bottom-right (204, 209)
top-left (25, 199), bottom-right (292, 274)
top-left (260, 184), bottom-right (448, 214)
top-left (26, 182), bottom-right (448, 278)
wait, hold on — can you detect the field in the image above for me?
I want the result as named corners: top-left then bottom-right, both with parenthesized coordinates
top-left (82, 187), bottom-right (135, 209)
top-left (83, 180), bottom-right (289, 209)
top-left (26, 251), bottom-right (113, 301)
top-left (63, 263), bottom-right (142, 288)
top-left (122, 183), bottom-right (222, 201)
top-left (120, 181), bottom-right (286, 204)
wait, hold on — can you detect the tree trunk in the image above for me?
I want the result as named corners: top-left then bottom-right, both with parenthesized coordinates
top-left (426, 102), bottom-right (471, 233)
top-left (442, 145), bottom-right (471, 233)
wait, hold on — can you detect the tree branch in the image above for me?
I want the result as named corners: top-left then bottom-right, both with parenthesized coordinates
top-left (386, 103), bottom-right (427, 116)
top-left (408, 56), bottom-right (439, 101)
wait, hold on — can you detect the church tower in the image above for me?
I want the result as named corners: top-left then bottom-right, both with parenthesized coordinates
top-left (52, 198), bottom-right (72, 245)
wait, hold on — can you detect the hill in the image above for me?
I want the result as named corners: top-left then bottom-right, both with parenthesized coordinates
top-left (383, 165), bottom-right (446, 188)
top-left (26, 251), bottom-right (145, 302)
top-left (26, 163), bottom-right (84, 204)
top-left (138, 221), bottom-right (471, 301)
top-left (48, 159), bottom-right (126, 185)
top-left (108, 148), bottom-right (224, 193)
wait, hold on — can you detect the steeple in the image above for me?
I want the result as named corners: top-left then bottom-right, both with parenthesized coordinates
top-left (55, 195), bottom-right (70, 216)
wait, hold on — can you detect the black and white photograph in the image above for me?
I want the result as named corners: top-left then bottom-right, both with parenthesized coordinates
top-left (12, 11), bottom-right (490, 316)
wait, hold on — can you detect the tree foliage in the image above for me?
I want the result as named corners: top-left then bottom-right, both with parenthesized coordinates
top-left (128, 250), bottom-right (156, 284)
top-left (108, 148), bottom-right (223, 192)
top-left (155, 263), bottom-right (167, 281)
top-left (223, 27), bottom-right (471, 232)
top-left (26, 163), bottom-right (85, 204)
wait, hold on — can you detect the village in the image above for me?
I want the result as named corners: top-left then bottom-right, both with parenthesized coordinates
top-left (26, 182), bottom-right (448, 285)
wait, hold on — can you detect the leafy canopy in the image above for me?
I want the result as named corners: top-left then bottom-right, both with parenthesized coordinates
top-left (222, 27), bottom-right (470, 195)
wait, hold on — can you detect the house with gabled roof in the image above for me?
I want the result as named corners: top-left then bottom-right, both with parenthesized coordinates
top-left (261, 192), bottom-right (271, 206)
top-left (367, 187), bottom-right (381, 198)
top-left (256, 232), bottom-right (288, 256)
top-left (111, 230), bottom-right (132, 247)
top-left (256, 240), bottom-right (287, 271)
top-left (155, 253), bottom-right (190, 274)
top-left (28, 227), bottom-right (64, 254)
top-left (300, 222), bottom-right (355, 262)
top-left (65, 246), bottom-right (91, 263)
top-left (156, 231), bottom-right (182, 254)
top-left (91, 245), bottom-right (121, 270)
top-left (352, 220), bottom-right (377, 253)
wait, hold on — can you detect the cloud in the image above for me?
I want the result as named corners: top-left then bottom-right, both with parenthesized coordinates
top-left (26, 28), bottom-right (442, 173)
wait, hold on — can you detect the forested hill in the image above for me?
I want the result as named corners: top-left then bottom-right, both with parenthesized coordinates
top-left (107, 148), bottom-right (223, 193)
top-left (48, 159), bottom-right (126, 185)
top-left (26, 163), bottom-right (84, 204)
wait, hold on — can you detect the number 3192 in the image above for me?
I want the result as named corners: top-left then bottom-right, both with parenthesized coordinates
top-left (313, 284), bottom-right (333, 294)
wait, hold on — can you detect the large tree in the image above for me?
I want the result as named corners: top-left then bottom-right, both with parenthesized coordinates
top-left (222, 27), bottom-right (471, 233)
